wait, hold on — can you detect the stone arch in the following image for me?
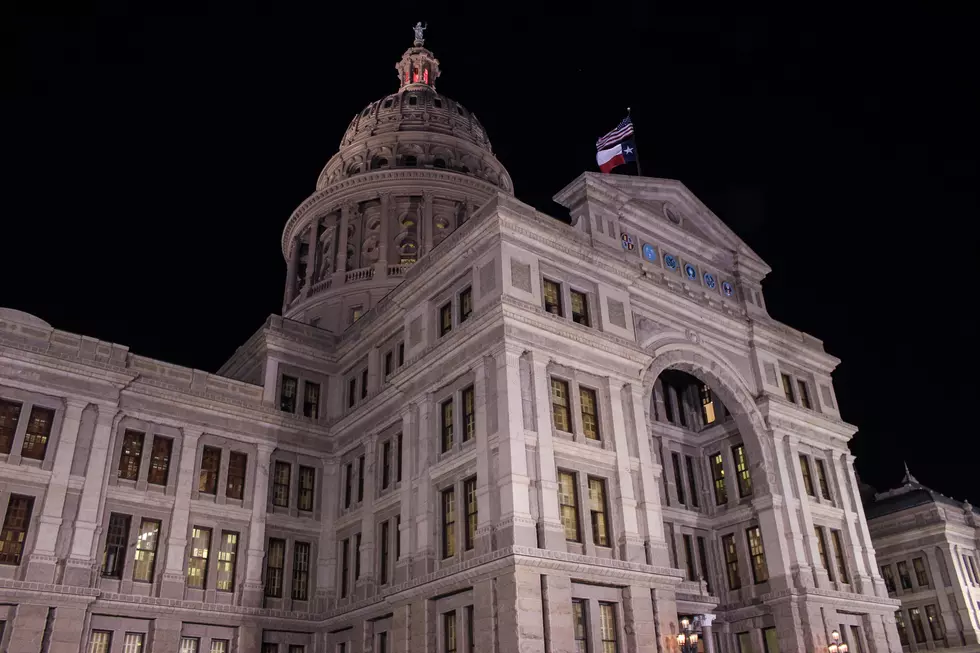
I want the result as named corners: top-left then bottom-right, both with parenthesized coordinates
top-left (641, 341), bottom-right (776, 497)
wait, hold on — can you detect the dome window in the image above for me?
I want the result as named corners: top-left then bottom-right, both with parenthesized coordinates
top-left (347, 163), bottom-right (362, 176)
top-left (456, 106), bottom-right (464, 116)
top-left (404, 155), bottom-right (418, 167)
top-left (433, 158), bottom-right (446, 169)
top-left (362, 106), bottom-right (371, 117)
top-left (434, 98), bottom-right (442, 108)
top-left (371, 156), bottom-right (388, 170)
top-left (408, 95), bottom-right (418, 106)
top-left (383, 98), bottom-right (393, 109)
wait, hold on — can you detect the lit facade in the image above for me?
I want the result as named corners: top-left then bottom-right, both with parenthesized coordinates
top-left (0, 31), bottom-right (903, 653)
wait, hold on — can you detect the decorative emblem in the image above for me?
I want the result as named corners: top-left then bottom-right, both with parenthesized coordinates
top-left (642, 243), bottom-right (657, 262)
top-left (704, 273), bottom-right (717, 289)
top-left (722, 281), bottom-right (734, 297)
top-left (664, 254), bottom-right (678, 270)
top-left (684, 263), bottom-right (697, 280)
top-left (621, 232), bottom-right (635, 251)
top-left (664, 205), bottom-right (682, 225)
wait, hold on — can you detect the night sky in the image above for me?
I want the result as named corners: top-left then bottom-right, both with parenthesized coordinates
top-left (7, 3), bottom-right (978, 502)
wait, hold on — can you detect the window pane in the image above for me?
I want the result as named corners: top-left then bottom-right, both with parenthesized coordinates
top-left (216, 531), bottom-right (239, 592)
top-left (298, 466), bottom-right (315, 511)
top-left (0, 495), bottom-right (34, 565)
top-left (303, 381), bottom-right (320, 419)
top-left (265, 538), bottom-right (285, 597)
top-left (672, 453), bottom-right (686, 505)
top-left (543, 279), bottom-right (563, 316)
top-left (558, 471), bottom-right (579, 541)
top-left (0, 399), bottom-right (22, 455)
top-left (132, 519), bottom-right (160, 582)
top-left (273, 461), bottom-right (291, 507)
top-left (831, 530), bottom-right (849, 583)
top-left (732, 444), bottom-right (752, 497)
top-left (799, 455), bottom-right (815, 496)
top-left (226, 451), bottom-right (247, 500)
top-left (710, 452), bottom-right (728, 505)
top-left (210, 640), bottom-right (229, 653)
top-left (292, 541), bottom-right (311, 600)
top-left (763, 628), bottom-right (780, 653)
top-left (685, 456), bottom-right (700, 508)
top-left (459, 287), bottom-right (473, 323)
top-left (589, 477), bottom-right (609, 547)
top-left (781, 373), bottom-right (795, 402)
top-left (441, 398), bottom-right (454, 452)
top-left (102, 513), bottom-right (131, 578)
top-left (815, 459), bottom-right (832, 500)
top-left (551, 379), bottom-right (571, 432)
top-left (440, 303), bottom-right (453, 336)
top-left (570, 290), bottom-right (589, 326)
top-left (118, 430), bottom-right (145, 481)
top-left (122, 633), bottom-right (144, 653)
top-left (746, 526), bottom-right (769, 583)
top-left (89, 631), bottom-right (113, 653)
top-left (186, 527), bottom-right (211, 589)
top-left (600, 603), bottom-right (618, 653)
top-left (280, 375), bottom-right (298, 412)
top-left (444, 611), bottom-right (458, 653)
top-left (199, 446), bottom-right (221, 494)
top-left (147, 436), bottom-right (173, 485)
top-left (180, 638), bottom-right (200, 653)
top-left (21, 406), bottom-right (54, 459)
top-left (572, 600), bottom-right (589, 653)
top-left (465, 477), bottom-right (478, 551)
top-left (442, 487), bottom-right (456, 558)
top-left (462, 386), bottom-right (475, 442)
top-left (580, 387), bottom-right (600, 440)
top-left (379, 520), bottom-right (390, 585)
top-left (723, 533), bottom-right (741, 590)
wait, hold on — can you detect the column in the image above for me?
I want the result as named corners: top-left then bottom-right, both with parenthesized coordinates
top-left (628, 384), bottom-right (670, 566)
top-left (284, 235), bottom-right (300, 305)
top-left (833, 452), bottom-right (873, 594)
top-left (334, 202), bottom-right (351, 279)
top-left (472, 357), bottom-right (494, 554)
top-left (304, 217), bottom-right (319, 296)
top-left (358, 435), bottom-right (378, 599)
top-left (421, 191), bottom-right (433, 257)
top-left (242, 442), bottom-right (274, 607)
top-left (25, 398), bottom-right (87, 583)
top-left (160, 428), bottom-right (202, 598)
top-left (316, 458), bottom-right (339, 611)
top-left (529, 354), bottom-right (566, 551)
top-left (64, 404), bottom-right (118, 587)
top-left (6, 604), bottom-right (50, 653)
top-left (844, 452), bottom-right (888, 594)
top-left (622, 586), bottom-right (658, 652)
top-left (606, 379), bottom-right (645, 562)
top-left (397, 404), bottom-right (417, 583)
top-left (495, 346), bottom-right (536, 547)
top-left (496, 567), bottom-right (545, 653)
top-left (376, 191), bottom-right (391, 277)
top-left (541, 575), bottom-right (575, 653)
top-left (474, 579), bottom-right (496, 653)
top-left (412, 395), bottom-right (434, 577)
top-left (701, 614), bottom-right (717, 653)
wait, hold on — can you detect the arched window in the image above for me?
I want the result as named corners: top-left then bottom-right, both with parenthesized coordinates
top-left (403, 155), bottom-right (417, 167)
top-left (460, 165), bottom-right (470, 174)
top-left (408, 95), bottom-right (418, 106)
top-left (347, 163), bottom-right (362, 176)
top-left (433, 158), bottom-right (446, 169)
top-left (434, 98), bottom-right (443, 108)
top-left (371, 156), bottom-right (388, 170)
top-left (361, 106), bottom-right (371, 117)
top-left (457, 106), bottom-right (464, 116)
top-left (383, 98), bottom-right (393, 109)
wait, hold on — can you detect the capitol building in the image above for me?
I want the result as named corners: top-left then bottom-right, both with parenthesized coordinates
top-left (0, 29), bottom-right (906, 653)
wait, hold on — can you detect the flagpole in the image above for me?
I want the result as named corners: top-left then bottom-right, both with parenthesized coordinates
top-left (628, 106), bottom-right (643, 177)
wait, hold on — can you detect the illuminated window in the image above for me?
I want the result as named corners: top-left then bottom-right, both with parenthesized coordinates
top-left (186, 526), bottom-right (211, 589)
top-left (909, 607), bottom-right (927, 643)
top-left (463, 386), bottom-right (476, 442)
top-left (913, 557), bottom-right (929, 587)
top-left (881, 564), bottom-right (896, 592)
top-left (280, 375), bottom-right (298, 412)
top-left (815, 527), bottom-right (833, 580)
top-left (897, 560), bottom-right (912, 589)
top-left (800, 455), bottom-right (815, 496)
top-left (570, 290), bottom-right (589, 326)
top-left (304, 381), bottom-right (320, 419)
top-left (558, 471), bottom-right (580, 541)
top-left (925, 604), bottom-right (944, 641)
top-left (199, 446), bottom-right (221, 494)
top-left (439, 303), bottom-right (453, 336)
top-left (118, 430), bottom-right (145, 481)
top-left (459, 287), bottom-right (473, 323)
top-left (102, 513), bottom-right (130, 578)
top-left (781, 373), bottom-right (795, 402)
top-left (722, 533), bottom-right (741, 590)
top-left (273, 461), bottom-right (291, 508)
top-left (685, 456), bottom-right (700, 509)
top-left (210, 641), bottom-right (229, 653)
top-left (831, 530), bottom-right (849, 583)
top-left (465, 477), bottom-right (478, 550)
top-left (815, 459), bottom-right (832, 500)
top-left (292, 541), bottom-right (310, 601)
top-left (589, 477), bottom-right (610, 547)
top-left (423, 68), bottom-right (429, 84)
top-left (21, 406), bottom-right (54, 460)
top-left (442, 487), bottom-right (456, 558)
top-left (216, 531), bottom-right (238, 592)
top-left (710, 452), bottom-right (728, 505)
top-left (265, 538), bottom-right (285, 597)
top-left (580, 387), bottom-right (600, 440)
top-left (298, 466), bottom-right (315, 511)
top-left (226, 452), bottom-right (247, 500)
top-left (132, 519), bottom-right (160, 582)
top-left (572, 600), bottom-right (589, 653)
top-left (123, 633), bottom-right (144, 653)
top-left (444, 611), bottom-right (458, 653)
top-left (700, 384), bottom-right (716, 424)
top-left (351, 306), bottom-right (363, 323)
top-left (180, 638), bottom-right (199, 653)
top-left (551, 379), bottom-right (571, 432)
top-left (543, 279), bottom-right (563, 316)
top-left (746, 526), bottom-right (769, 584)
top-left (599, 603), bottom-right (619, 653)
top-left (89, 631), bottom-right (113, 653)
top-left (147, 436), bottom-right (172, 486)
top-left (441, 398), bottom-right (454, 452)
top-left (732, 444), bottom-right (752, 497)
top-left (0, 399), bottom-right (22, 454)
top-left (762, 628), bottom-right (779, 653)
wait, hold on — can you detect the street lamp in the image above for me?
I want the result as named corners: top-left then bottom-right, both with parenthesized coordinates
top-left (828, 630), bottom-right (849, 653)
top-left (677, 617), bottom-right (700, 653)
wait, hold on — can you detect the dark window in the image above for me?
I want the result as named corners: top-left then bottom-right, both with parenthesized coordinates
top-left (199, 446), bottom-right (221, 494)
top-left (118, 430), bottom-right (145, 480)
top-left (925, 604), bottom-right (944, 642)
top-left (723, 533), bottom-right (741, 590)
top-left (697, 536), bottom-right (712, 593)
top-left (459, 287), bottom-right (473, 323)
top-left (132, 519), bottom-right (160, 582)
top-left (147, 436), bottom-right (172, 485)
top-left (781, 373), bottom-right (795, 402)
top-left (340, 538), bottom-right (350, 597)
top-left (186, 526), bottom-right (212, 589)
top-left (273, 461), bottom-right (291, 507)
top-left (344, 462), bottom-right (353, 509)
top-left (434, 158), bottom-right (446, 168)
top-left (815, 458), bottom-right (832, 500)
top-left (580, 387), bottom-right (600, 440)
top-left (101, 513), bottom-right (130, 578)
top-left (434, 98), bottom-right (442, 108)
top-left (466, 606), bottom-right (474, 653)
top-left (357, 455), bottom-right (365, 502)
top-left (543, 279), bottom-right (563, 316)
top-left (383, 99), bottom-right (393, 108)
top-left (216, 531), bottom-right (238, 592)
top-left (909, 607), bottom-right (927, 643)
top-left (404, 155), bottom-right (417, 166)
top-left (462, 386), bottom-right (476, 442)
top-left (379, 520), bottom-right (390, 585)
top-left (442, 486), bottom-right (456, 558)
top-left (378, 632), bottom-right (388, 653)
top-left (710, 452), bottom-right (727, 505)
top-left (408, 96), bottom-right (418, 106)
top-left (361, 369), bottom-right (368, 399)
top-left (439, 303), bottom-right (453, 337)
top-left (280, 375), bottom-right (298, 412)
top-left (683, 534), bottom-right (697, 581)
top-left (371, 156), bottom-right (388, 169)
top-left (0, 399), bottom-right (22, 454)
top-left (384, 351), bottom-right (393, 376)
top-left (881, 564), bottom-right (896, 592)
top-left (672, 453), bottom-right (686, 505)
top-left (897, 560), bottom-right (913, 589)
top-left (747, 526), bottom-right (769, 583)
top-left (913, 557), bottom-right (929, 587)
top-left (21, 406), bottom-right (54, 460)
top-left (465, 476), bottom-right (478, 550)
top-left (800, 455), bottom-right (815, 496)
top-left (348, 377), bottom-right (357, 408)
top-left (456, 105), bottom-right (464, 115)
top-left (303, 382), bottom-right (320, 419)
top-left (831, 530), bottom-right (849, 583)
top-left (292, 541), bottom-right (310, 600)
top-left (395, 515), bottom-right (401, 560)
top-left (354, 533), bottom-right (361, 579)
top-left (441, 398), bottom-right (454, 452)
top-left (732, 444), bottom-right (752, 497)
top-left (396, 432), bottom-right (403, 483)
top-left (662, 382), bottom-right (675, 424)
top-left (398, 343), bottom-right (405, 366)
top-left (570, 289), bottom-right (589, 326)
top-left (816, 527), bottom-right (833, 580)
top-left (226, 451), bottom-right (247, 500)
top-left (895, 610), bottom-right (909, 646)
top-left (444, 610), bottom-right (458, 653)
top-left (382, 441), bottom-right (392, 489)
top-left (298, 466), bottom-right (315, 511)
top-left (798, 380), bottom-right (812, 409)
top-left (551, 378), bottom-right (571, 431)
top-left (265, 538), bottom-right (285, 597)
top-left (685, 456), bottom-right (700, 508)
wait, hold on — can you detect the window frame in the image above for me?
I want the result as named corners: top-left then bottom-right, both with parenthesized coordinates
top-left (280, 375), bottom-right (298, 413)
top-left (685, 455), bottom-right (700, 509)
top-left (462, 386), bottom-right (476, 443)
top-left (814, 458), bottom-right (832, 501)
top-left (599, 602), bottom-right (619, 653)
top-left (746, 525), bottom-right (769, 584)
top-left (551, 378), bottom-right (572, 432)
top-left (579, 386), bottom-right (600, 441)
top-left (273, 460), bottom-right (292, 508)
top-left (20, 405), bottom-right (54, 460)
top-left (732, 443), bottom-right (753, 498)
top-left (226, 451), bottom-right (248, 501)
top-left (132, 518), bottom-right (161, 583)
top-left (303, 381), bottom-right (321, 419)
top-left (588, 476), bottom-right (610, 548)
top-left (799, 454), bottom-right (816, 497)
top-left (186, 526), bottom-right (212, 589)
top-left (198, 446), bottom-right (221, 495)
top-left (831, 529), bottom-right (849, 584)
top-left (265, 537), bottom-right (286, 598)
top-left (292, 540), bottom-right (311, 601)
top-left (442, 486), bottom-right (457, 559)
top-left (722, 532), bottom-right (741, 590)
top-left (147, 435), bottom-right (173, 486)
top-left (543, 278), bottom-right (564, 316)
top-left (216, 530), bottom-right (239, 592)
top-left (459, 286), bottom-right (473, 324)
top-left (101, 512), bottom-right (131, 578)
top-left (464, 476), bottom-right (478, 551)
top-left (118, 429), bottom-right (145, 481)
top-left (298, 465), bottom-right (315, 512)
top-left (558, 470), bottom-right (581, 542)
top-left (441, 397), bottom-right (455, 453)
top-left (710, 452), bottom-right (728, 505)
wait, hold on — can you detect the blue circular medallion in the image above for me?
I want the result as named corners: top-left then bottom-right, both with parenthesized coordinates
top-left (642, 243), bottom-right (657, 262)
top-left (664, 254), bottom-right (678, 270)
top-left (722, 281), bottom-right (734, 297)
top-left (684, 263), bottom-right (697, 280)
top-left (704, 273), bottom-right (717, 289)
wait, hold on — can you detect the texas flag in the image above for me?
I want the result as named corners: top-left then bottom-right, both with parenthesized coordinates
top-left (596, 139), bottom-right (637, 173)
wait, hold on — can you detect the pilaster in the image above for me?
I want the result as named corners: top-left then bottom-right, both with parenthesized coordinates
top-left (242, 442), bottom-right (275, 607)
top-left (358, 435), bottom-right (378, 599)
top-left (316, 458), bottom-right (339, 611)
top-left (494, 346), bottom-right (536, 548)
top-left (160, 428), bottom-right (203, 598)
top-left (783, 433), bottom-right (821, 589)
top-left (397, 404), bottom-right (417, 583)
top-left (629, 383), bottom-right (670, 566)
top-left (530, 354), bottom-right (567, 551)
top-left (335, 201), bottom-right (351, 280)
top-left (833, 452), bottom-right (873, 594)
top-left (472, 357), bottom-right (494, 555)
top-left (304, 218), bottom-right (319, 296)
top-left (412, 395), bottom-right (435, 577)
top-left (606, 378), bottom-right (645, 563)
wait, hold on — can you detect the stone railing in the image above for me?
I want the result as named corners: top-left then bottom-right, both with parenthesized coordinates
top-left (345, 267), bottom-right (374, 283)
top-left (310, 277), bottom-right (333, 294)
top-left (387, 264), bottom-right (412, 278)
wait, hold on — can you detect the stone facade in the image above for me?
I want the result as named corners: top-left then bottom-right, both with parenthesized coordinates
top-left (865, 468), bottom-right (980, 652)
top-left (0, 30), bottom-right (902, 653)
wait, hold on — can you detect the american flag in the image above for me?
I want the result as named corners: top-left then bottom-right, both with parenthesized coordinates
top-left (596, 116), bottom-right (634, 150)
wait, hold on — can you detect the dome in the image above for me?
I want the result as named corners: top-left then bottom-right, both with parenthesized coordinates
top-left (0, 307), bottom-right (51, 329)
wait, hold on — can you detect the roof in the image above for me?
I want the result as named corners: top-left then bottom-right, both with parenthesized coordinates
top-left (864, 464), bottom-right (978, 520)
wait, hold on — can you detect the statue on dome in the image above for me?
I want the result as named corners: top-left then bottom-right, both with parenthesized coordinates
top-left (413, 21), bottom-right (427, 45)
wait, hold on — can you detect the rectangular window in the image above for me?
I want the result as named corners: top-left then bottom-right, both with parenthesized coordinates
top-left (697, 536), bottom-right (712, 593)
top-left (118, 429), bottom-right (145, 481)
top-left (357, 455), bottom-right (365, 502)
top-left (381, 441), bottom-right (392, 489)
top-left (737, 632), bottom-right (754, 653)
top-left (799, 455), bottom-right (815, 496)
top-left (551, 378), bottom-right (571, 432)
top-left (384, 351), bottom-right (393, 377)
top-left (441, 398), bottom-right (454, 452)
top-left (216, 531), bottom-right (238, 592)
top-left (558, 471), bottom-right (580, 542)
top-left (298, 465), bottom-right (315, 511)
top-left (348, 377), bottom-right (357, 408)
top-left (580, 387), bottom-right (600, 440)
top-left (0, 399), bottom-right (22, 454)
top-left (123, 633), bottom-right (145, 653)
top-left (723, 533), bottom-right (741, 590)
top-left (101, 512), bottom-right (131, 578)
top-left (462, 386), bottom-right (476, 442)
top-left (199, 446), bottom-right (221, 494)
top-left (913, 557), bottom-right (929, 587)
top-left (180, 637), bottom-right (199, 653)
top-left (969, 557), bottom-right (980, 585)
top-left (377, 632), bottom-right (388, 653)
top-left (572, 600), bottom-right (589, 653)
top-left (710, 452), bottom-right (728, 505)
top-left (89, 631), bottom-right (113, 653)
top-left (763, 627), bottom-right (780, 653)
top-left (147, 436), bottom-right (172, 485)
top-left (700, 384), bottom-right (716, 424)
top-left (683, 534), bottom-right (696, 581)
top-left (599, 603), bottom-right (618, 653)
top-left (925, 604), bottom-right (944, 641)
top-left (465, 476), bottom-right (478, 550)
top-left (280, 375), bottom-right (298, 412)
top-left (439, 302), bottom-right (453, 336)
top-left (340, 538), bottom-right (350, 597)
top-left (442, 486), bottom-right (456, 558)
top-left (379, 520), bottom-right (390, 585)
top-left (466, 606), bottom-right (475, 653)
top-left (273, 461), bottom-right (291, 507)
top-left (265, 538), bottom-right (285, 597)
top-left (459, 287), bottom-right (473, 323)
top-left (395, 515), bottom-right (401, 560)
top-left (21, 406), bottom-right (54, 460)
top-left (186, 526), bottom-right (212, 589)
top-left (210, 641), bottom-right (229, 653)
top-left (397, 432), bottom-right (403, 483)
top-left (589, 477), bottom-right (610, 547)
top-left (781, 373), bottom-right (795, 402)
top-left (797, 380), bottom-right (812, 409)
top-left (672, 453), bottom-right (686, 505)
top-left (815, 458), bottom-right (831, 500)
top-left (881, 564), bottom-right (896, 592)
top-left (909, 607), bottom-right (927, 643)
top-left (344, 462), bottom-right (353, 509)
top-left (354, 533), bottom-right (361, 579)
top-left (444, 611), bottom-right (458, 653)
top-left (398, 342), bottom-right (405, 366)
top-left (685, 456), bottom-right (700, 508)
top-left (303, 381), bottom-right (320, 419)
top-left (895, 610), bottom-right (909, 646)
top-left (732, 444), bottom-right (753, 497)
top-left (361, 369), bottom-right (368, 399)
top-left (0, 494), bottom-right (34, 565)
top-left (897, 560), bottom-right (912, 589)
top-left (815, 527), bottom-right (833, 580)
top-left (226, 451), bottom-right (247, 500)
top-left (292, 541), bottom-right (310, 600)
top-left (570, 289), bottom-right (589, 326)
top-left (132, 518), bottom-right (161, 582)
top-left (747, 525), bottom-right (769, 583)
top-left (831, 529), bottom-right (849, 584)
top-left (543, 279), bottom-right (563, 316)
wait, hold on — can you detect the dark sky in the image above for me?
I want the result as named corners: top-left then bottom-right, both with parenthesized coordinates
top-left (7, 3), bottom-right (978, 502)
